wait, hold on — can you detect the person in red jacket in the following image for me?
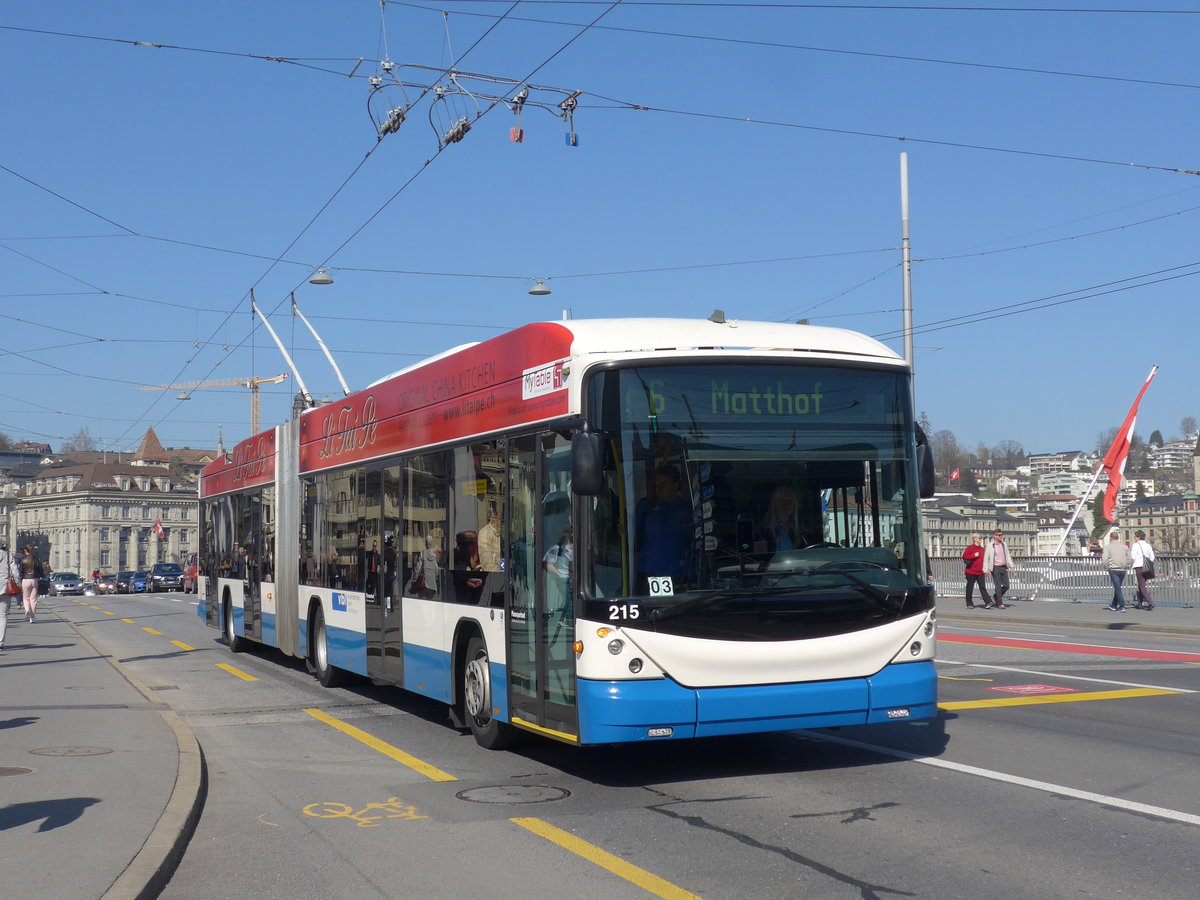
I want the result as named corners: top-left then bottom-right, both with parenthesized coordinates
top-left (961, 533), bottom-right (990, 609)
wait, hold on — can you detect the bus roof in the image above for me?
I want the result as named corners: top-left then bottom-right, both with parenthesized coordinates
top-left (202, 317), bottom-right (905, 484)
top-left (544, 317), bottom-right (901, 363)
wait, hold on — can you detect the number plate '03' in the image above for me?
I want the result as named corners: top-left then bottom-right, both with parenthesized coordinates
top-left (647, 577), bottom-right (674, 596)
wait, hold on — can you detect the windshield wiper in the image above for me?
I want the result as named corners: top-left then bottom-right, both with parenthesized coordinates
top-left (825, 570), bottom-right (906, 611)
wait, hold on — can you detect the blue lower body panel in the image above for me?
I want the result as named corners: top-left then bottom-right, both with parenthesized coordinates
top-left (577, 661), bottom-right (937, 744)
top-left (404, 644), bottom-right (452, 703)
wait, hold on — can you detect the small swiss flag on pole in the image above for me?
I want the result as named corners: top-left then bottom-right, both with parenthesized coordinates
top-left (949, 468), bottom-right (960, 482)
top-left (153, 518), bottom-right (165, 540)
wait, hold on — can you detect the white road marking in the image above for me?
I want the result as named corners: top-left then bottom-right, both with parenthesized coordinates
top-left (946, 628), bottom-right (1067, 638)
top-left (937, 659), bottom-right (1198, 694)
top-left (807, 731), bottom-right (1200, 827)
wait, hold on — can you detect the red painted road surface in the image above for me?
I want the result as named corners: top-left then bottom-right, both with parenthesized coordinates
top-left (939, 633), bottom-right (1200, 663)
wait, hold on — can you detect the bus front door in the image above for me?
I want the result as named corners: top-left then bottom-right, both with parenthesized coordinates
top-left (507, 433), bottom-right (579, 743)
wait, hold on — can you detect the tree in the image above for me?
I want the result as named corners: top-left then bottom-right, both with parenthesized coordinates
top-left (917, 410), bottom-right (933, 438)
top-left (929, 429), bottom-right (968, 489)
top-left (1089, 491), bottom-right (1112, 537)
top-left (1182, 416), bottom-right (1198, 439)
top-left (1149, 429), bottom-right (1164, 448)
top-left (994, 440), bottom-right (1024, 463)
top-left (60, 427), bottom-right (96, 453)
top-left (958, 466), bottom-right (981, 493)
top-left (0, 431), bottom-right (11, 450)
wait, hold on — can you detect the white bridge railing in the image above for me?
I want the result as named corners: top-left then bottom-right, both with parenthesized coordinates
top-left (930, 554), bottom-right (1199, 607)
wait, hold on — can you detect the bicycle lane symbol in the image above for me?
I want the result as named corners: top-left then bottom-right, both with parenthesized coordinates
top-left (303, 797), bottom-right (429, 828)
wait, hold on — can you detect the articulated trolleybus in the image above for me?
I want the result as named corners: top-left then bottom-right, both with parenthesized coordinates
top-left (198, 317), bottom-right (938, 748)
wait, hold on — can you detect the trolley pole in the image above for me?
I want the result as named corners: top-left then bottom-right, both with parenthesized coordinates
top-left (900, 153), bottom-right (914, 407)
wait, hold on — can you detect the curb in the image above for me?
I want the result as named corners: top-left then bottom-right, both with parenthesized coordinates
top-left (61, 612), bottom-right (208, 899)
top-left (103, 710), bottom-right (206, 900)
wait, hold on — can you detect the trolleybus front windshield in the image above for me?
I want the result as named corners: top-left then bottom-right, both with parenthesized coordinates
top-left (583, 363), bottom-right (932, 639)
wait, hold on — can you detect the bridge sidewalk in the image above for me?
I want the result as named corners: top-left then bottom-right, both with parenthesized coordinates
top-left (0, 598), bottom-right (203, 899)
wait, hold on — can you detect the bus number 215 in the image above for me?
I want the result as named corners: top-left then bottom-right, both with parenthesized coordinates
top-left (608, 604), bottom-right (641, 621)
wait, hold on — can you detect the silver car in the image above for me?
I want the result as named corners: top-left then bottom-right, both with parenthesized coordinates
top-left (50, 572), bottom-right (87, 596)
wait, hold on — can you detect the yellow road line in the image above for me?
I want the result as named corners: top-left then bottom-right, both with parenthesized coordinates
top-left (304, 708), bottom-right (457, 783)
top-left (122, 618), bottom-right (136, 624)
top-left (940, 687), bottom-right (1178, 710)
top-left (511, 817), bottom-right (701, 900)
top-left (216, 662), bottom-right (258, 681)
top-left (171, 640), bottom-right (195, 651)
top-left (142, 627), bottom-right (163, 635)
top-left (938, 675), bottom-right (994, 682)
top-left (102, 610), bottom-right (116, 615)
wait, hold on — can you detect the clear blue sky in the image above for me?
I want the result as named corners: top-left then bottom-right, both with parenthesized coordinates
top-left (3, 1), bottom-right (1197, 457)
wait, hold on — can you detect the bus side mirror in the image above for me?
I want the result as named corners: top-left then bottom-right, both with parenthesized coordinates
top-left (916, 444), bottom-right (935, 498)
top-left (571, 431), bottom-right (605, 496)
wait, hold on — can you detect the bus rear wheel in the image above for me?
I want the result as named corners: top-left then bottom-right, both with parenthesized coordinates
top-left (312, 608), bottom-right (346, 688)
top-left (463, 636), bottom-right (515, 750)
top-left (223, 598), bottom-right (246, 653)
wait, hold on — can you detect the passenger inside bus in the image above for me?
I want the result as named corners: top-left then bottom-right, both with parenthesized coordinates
top-left (634, 464), bottom-right (693, 591)
top-left (452, 531), bottom-right (484, 605)
top-left (757, 484), bottom-right (806, 553)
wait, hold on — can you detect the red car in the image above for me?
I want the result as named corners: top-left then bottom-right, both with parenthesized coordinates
top-left (182, 553), bottom-right (199, 593)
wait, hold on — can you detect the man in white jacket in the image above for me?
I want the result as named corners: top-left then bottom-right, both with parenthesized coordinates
top-left (982, 529), bottom-right (1013, 609)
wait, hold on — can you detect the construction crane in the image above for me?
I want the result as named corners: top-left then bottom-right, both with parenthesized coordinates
top-left (139, 373), bottom-right (289, 434)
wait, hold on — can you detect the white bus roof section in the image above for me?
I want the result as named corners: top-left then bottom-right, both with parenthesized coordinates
top-left (553, 318), bottom-right (902, 365)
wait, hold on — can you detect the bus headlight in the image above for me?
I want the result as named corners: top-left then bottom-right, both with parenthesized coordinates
top-left (909, 641), bottom-right (922, 656)
top-left (628, 658), bottom-right (643, 674)
top-left (608, 639), bottom-right (624, 655)
top-left (924, 620), bottom-right (935, 637)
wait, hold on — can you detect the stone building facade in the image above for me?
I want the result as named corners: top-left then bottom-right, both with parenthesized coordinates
top-left (3, 429), bottom-right (214, 576)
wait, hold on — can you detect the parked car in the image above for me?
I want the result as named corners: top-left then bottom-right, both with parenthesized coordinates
top-left (50, 572), bottom-right (87, 596)
top-left (149, 562), bottom-right (184, 592)
top-left (130, 571), bottom-right (149, 593)
top-left (116, 570), bottom-right (136, 593)
top-left (95, 573), bottom-right (117, 594)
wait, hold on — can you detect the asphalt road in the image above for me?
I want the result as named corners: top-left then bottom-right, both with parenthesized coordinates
top-left (57, 594), bottom-right (1200, 899)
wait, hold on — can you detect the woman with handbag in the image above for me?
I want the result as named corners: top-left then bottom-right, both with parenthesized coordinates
top-left (18, 545), bottom-right (42, 624)
top-left (1130, 529), bottom-right (1155, 611)
top-left (1, 544), bottom-right (20, 649)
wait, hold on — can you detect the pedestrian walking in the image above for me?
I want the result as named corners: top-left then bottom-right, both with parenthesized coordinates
top-left (1101, 530), bottom-right (1131, 612)
top-left (961, 534), bottom-right (990, 608)
top-left (982, 529), bottom-right (1012, 609)
top-left (18, 545), bottom-right (42, 623)
top-left (1130, 529), bottom-right (1155, 610)
top-left (0, 544), bottom-right (20, 649)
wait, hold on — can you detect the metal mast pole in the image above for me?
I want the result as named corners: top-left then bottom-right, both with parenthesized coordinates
top-left (900, 153), bottom-right (914, 406)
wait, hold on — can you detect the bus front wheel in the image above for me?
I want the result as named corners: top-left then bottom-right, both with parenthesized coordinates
top-left (463, 636), bottom-right (515, 750)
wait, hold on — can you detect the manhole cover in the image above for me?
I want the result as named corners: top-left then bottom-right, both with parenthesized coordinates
top-left (0, 766), bottom-right (34, 777)
top-left (456, 784), bottom-right (570, 804)
top-left (30, 747), bottom-right (113, 757)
